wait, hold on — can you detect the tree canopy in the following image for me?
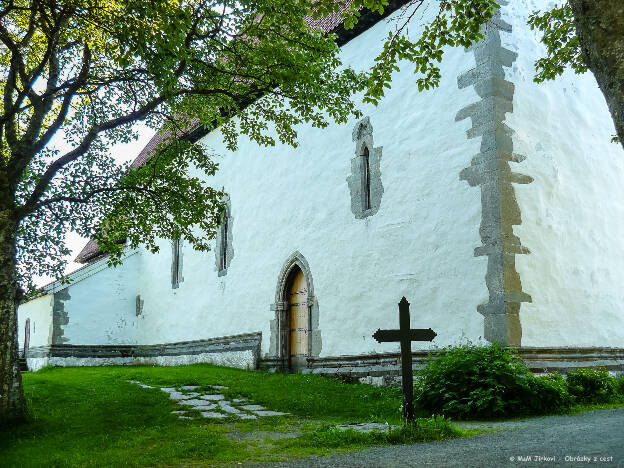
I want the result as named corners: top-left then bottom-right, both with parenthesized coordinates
top-left (0, 0), bottom-right (368, 290)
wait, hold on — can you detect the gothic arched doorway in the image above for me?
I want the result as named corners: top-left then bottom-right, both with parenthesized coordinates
top-left (269, 251), bottom-right (321, 371)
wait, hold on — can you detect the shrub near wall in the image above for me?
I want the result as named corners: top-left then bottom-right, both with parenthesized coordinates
top-left (414, 344), bottom-right (542, 419)
top-left (566, 368), bottom-right (619, 404)
top-left (413, 344), bottom-right (623, 420)
top-left (617, 377), bottom-right (624, 397)
top-left (524, 374), bottom-right (574, 414)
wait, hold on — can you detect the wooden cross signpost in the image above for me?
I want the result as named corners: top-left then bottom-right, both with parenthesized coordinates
top-left (372, 297), bottom-right (437, 422)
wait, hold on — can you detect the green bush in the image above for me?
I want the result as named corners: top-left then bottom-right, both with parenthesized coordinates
top-left (414, 344), bottom-right (537, 419)
top-left (566, 368), bottom-right (618, 404)
top-left (413, 345), bottom-right (624, 420)
top-left (616, 377), bottom-right (624, 398)
top-left (524, 374), bottom-right (574, 414)
top-left (414, 344), bottom-right (581, 419)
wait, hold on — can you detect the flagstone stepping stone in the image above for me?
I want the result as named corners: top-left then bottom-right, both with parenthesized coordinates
top-left (232, 398), bottom-right (247, 403)
top-left (200, 394), bottom-right (225, 401)
top-left (180, 386), bottom-right (201, 390)
top-left (180, 392), bottom-right (200, 398)
top-left (334, 422), bottom-right (397, 433)
top-left (187, 403), bottom-right (217, 411)
top-left (180, 399), bottom-right (215, 407)
top-left (238, 413), bottom-right (257, 420)
top-left (218, 401), bottom-right (243, 414)
top-left (168, 392), bottom-right (191, 400)
top-left (201, 411), bottom-right (228, 419)
top-left (240, 404), bottom-right (266, 411)
top-left (211, 385), bottom-right (228, 390)
top-left (252, 410), bottom-right (289, 417)
top-left (172, 411), bottom-right (188, 415)
top-left (160, 387), bottom-right (176, 393)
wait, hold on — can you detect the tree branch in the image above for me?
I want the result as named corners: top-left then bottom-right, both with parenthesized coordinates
top-left (28, 44), bottom-right (92, 160)
top-left (32, 184), bottom-right (164, 212)
top-left (17, 93), bottom-right (168, 217)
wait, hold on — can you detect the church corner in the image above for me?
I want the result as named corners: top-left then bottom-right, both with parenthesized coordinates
top-left (17, 0), bottom-right (624, 382)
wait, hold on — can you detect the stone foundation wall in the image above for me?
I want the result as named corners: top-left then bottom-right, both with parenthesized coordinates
top-left (26, 332), bottom-right (261, 372)
top-left (301, 347), bottom-right (624, 386)
top-left (24, 340), bottom-right (623, 386)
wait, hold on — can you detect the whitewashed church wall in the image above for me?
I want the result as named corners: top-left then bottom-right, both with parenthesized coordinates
top-left (17, 294), bottom-right (53, 349)
top-left (54, 253), bottom-right (140, 345)
top-left (135, 5), bottom-right (489, 357)
top-left (502, 1), bottom-right (624, 347)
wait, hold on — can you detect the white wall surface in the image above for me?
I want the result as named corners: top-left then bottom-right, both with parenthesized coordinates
top-left (58, 253), bottom-right (140, 345)
top-left (503, 1), bottom-right (624, 346)
top-left (135, 5), bottom-right (488, 356)
top-left (17, 294), bottom-right (53, 349)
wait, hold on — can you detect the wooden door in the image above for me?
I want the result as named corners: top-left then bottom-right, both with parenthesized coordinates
top-left (289, 268), bottom-right (309, 367)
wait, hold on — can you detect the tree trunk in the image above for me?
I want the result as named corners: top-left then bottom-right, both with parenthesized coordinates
top-left (570, 0), bottom-right (624, 146)
top-left (0, 205), bottom-right (26, 425)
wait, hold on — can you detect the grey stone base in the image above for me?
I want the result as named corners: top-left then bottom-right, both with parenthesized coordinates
top-left (24, 341), bottom-right (624, 383)
top-left (26, 332), bottom-right (261, 372)
top-left (301, 347), bottom-right (624, 386)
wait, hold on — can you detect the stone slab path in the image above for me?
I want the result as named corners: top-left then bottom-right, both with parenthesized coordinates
top-left (128, 381), bottom-right (289, 421)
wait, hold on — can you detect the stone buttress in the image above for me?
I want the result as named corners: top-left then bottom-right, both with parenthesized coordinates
top-left (456, 3), bottom-right (533, 346)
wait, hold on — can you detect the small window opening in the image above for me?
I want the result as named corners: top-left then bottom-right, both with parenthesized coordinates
top-left (220, 216), bottom-right (228, 271)
top-left (363, 147), bottom-right (371, 211)
top-left (172, 238), bottom-right (181, 288)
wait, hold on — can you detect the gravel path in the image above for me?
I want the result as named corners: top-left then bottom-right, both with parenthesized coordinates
top-left (254, 408), bottom-right (624, 467)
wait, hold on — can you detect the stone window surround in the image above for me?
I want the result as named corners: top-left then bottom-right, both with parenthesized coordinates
top-left (214, 196), bottom-right (234, 276)
top-left (347, 116), bottom-right (384, 219)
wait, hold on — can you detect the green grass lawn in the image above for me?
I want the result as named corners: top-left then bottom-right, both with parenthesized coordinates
top-left (1, 365), bottom-right (468, 467)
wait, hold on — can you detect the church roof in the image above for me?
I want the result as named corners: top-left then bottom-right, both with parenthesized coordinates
top-left (75, 0), bottom-right (406, 264)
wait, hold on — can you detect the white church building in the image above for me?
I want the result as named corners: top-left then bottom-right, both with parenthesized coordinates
top-left (18, 1), bottom-right (624, 380)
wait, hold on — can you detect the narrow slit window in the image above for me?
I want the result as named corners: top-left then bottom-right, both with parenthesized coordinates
top-left (363, 147), bottom-right (371, 211)
top-left (215, 199), bottom-right (234, 275)
top-left (220, 216), bottom-right (228, 271)
top-left (172, 238), bottom-right (182, 288)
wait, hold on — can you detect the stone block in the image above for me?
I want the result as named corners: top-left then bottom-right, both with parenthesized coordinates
top-left (252, 410), bottom-right (289, 417)
top-left (240, 404), bottom-right (266, 411)
top-left (201, 411), bottom-right (227, 419)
